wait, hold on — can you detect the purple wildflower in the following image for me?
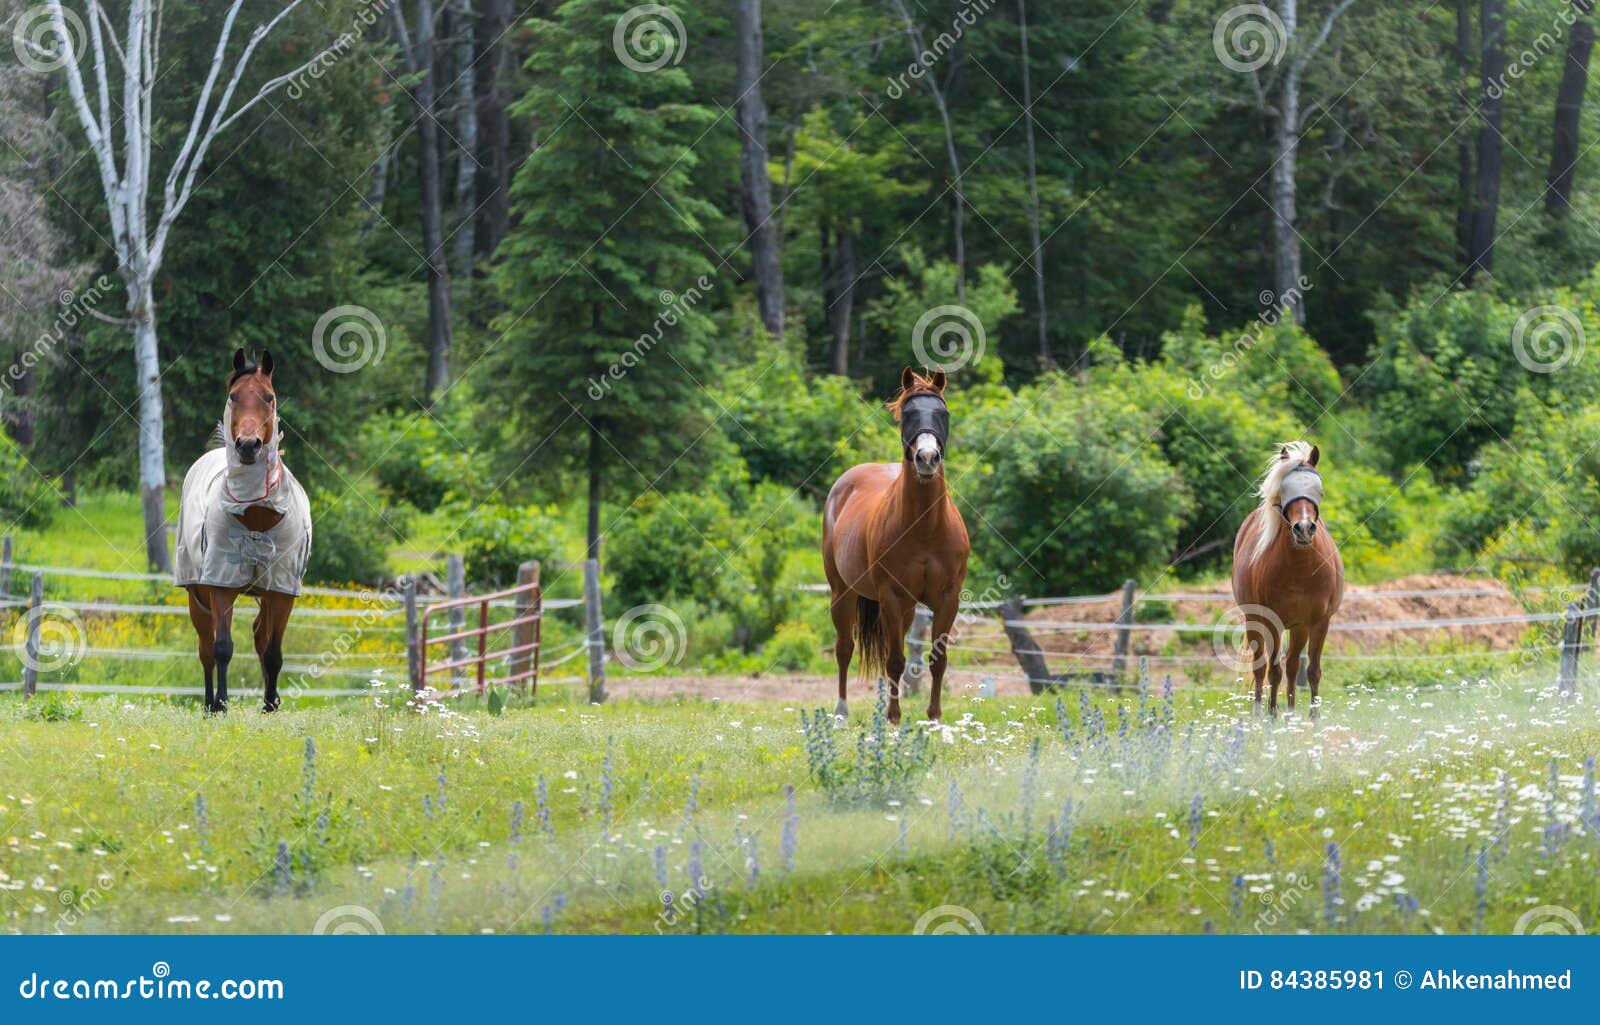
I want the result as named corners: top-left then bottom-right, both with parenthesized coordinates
top-left (1322, 842), bottom-right (1342, 926)
top-left (780, 785), bottom-right (799, 872)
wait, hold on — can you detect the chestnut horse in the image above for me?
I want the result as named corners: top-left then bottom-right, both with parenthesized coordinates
top-left (1231, 442), bottom-right (1344, 716)
top-left (174, 350), bottom-right (312, 714)
top-left (822, 368), bottom-right (970, 725)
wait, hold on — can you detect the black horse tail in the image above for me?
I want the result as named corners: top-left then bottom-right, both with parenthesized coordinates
top-left (854, 596), bottom-right (895, 680)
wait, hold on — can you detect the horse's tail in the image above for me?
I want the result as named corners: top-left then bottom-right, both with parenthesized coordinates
top-left (854, 596), bottom-right (895, 680)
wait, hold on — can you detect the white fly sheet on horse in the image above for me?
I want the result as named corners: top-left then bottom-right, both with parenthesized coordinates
top-left (173, 405), bottom-right (312, 597)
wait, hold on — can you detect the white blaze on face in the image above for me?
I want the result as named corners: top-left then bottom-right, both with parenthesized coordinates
top-left (913, 432), bottom-right (941, 474)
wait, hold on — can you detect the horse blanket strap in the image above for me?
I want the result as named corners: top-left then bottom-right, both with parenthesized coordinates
top-left (174, 447), bottom-right (312, 596)
top-left (1279, 466), bottom-right (1324, 518)
top-left (899, 393), bottom-right (951, 451)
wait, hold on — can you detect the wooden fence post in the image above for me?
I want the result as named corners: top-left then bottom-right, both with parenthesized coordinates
top-left (403, 576), bottom-right (421, 694)
top-left (1559, 601), bottom-right (1581, 696)
top-left (998, 596), bottom-right (1051, 695)
top-left (1110, 579), bottom-right (1136, 688)
top-left (1583, 567), bottom-right (1600, 657)
top-left (903, 605), bottom-right (932, 695)
top-left (585, 558), bottom-right (607, 704)
top-left (1, 533), bottom-right (12, 596)
top-left (446, 554), bottom-right (465, 686)
top-left (22, 571), bottom-right (42, 698)
top-left (512, 560), bottom-right (541, 693)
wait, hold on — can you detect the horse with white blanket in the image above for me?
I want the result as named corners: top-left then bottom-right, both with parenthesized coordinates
top-left (174, 349), bottom-right (312, 714)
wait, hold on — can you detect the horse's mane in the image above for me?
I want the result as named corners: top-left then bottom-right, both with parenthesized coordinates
top-left (887, 370), bottom-right (941, 421)
top-left (1251, 441), bottom-right (1314, 562)
top-left (228, 361), bottom-right (263, 385)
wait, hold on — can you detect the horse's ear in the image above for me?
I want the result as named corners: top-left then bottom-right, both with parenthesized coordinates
top-left (900, 366), bottom-right (915, 394)
top-left (1279, 444), bottom-right (1289, 459)
top-left (232, 348), bottom-right (248, 374)
top-left (1308, 444), bottom-right (1320, 467)
top-left (260, 350), bottom-right (274, 378)
top-left (931, 369), bottom-right (947, 394)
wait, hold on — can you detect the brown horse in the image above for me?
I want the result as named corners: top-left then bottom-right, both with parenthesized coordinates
top-left (174, 349), bottom-right (312, 714)
top-left (1231, 442), bottom-right (1344, 716)
top-left (822, 367), bottom-right (970, 725)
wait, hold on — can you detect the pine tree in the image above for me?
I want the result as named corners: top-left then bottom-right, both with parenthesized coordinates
top-left (493, 0), bottom-right (725, 558)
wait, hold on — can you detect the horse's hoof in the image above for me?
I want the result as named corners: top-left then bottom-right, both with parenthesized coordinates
top-left (832, 699), bottom-right (847, 727)
top-left (261, 701), bottom-right (280, 714)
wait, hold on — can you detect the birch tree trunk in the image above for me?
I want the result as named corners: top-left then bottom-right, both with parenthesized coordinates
top-left (1455, 0), bottom-right (1475, 258)
top-left (734, 0), bottom-right (784, 338)
top-left (1271, 1), bottom-right (1303, 322)
top-left (1546, 2), bottom-right (1595, 216)
top-left (1467, 0), bottom-right (1506, 280)
top-left (37, 0), bottom-right (351, 570)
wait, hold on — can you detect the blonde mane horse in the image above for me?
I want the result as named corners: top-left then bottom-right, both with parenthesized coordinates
top-left (1230, 442), bottom-right (1344, 716)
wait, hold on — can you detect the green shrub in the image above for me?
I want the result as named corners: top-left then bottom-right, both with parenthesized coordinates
top-left (303, 481), bottom-right (406, 584)
top-left (452, 500), bottom-right (568, 588)
top-left (764, 619), bottom-right (824, 672)
top-left (0, 433), bottom-right (60, 530)
top-left (355, 396), bottom-right (492, 512)
top-left (962, 374), bottom-right (1188, 595)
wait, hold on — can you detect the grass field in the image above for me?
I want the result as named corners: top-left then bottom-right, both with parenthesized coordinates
top-left (3, 675), bottom-right (1597, 935)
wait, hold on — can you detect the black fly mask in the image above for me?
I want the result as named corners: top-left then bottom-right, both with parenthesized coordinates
top-left (899, 393), bottom-right (950, 460)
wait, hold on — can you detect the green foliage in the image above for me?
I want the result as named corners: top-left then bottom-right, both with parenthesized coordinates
top-left (453, 501), bottom-right (568, 588)
top-left (0, 433), bottom-right (58, 530)
top-left (763, 620), bottom-right (824, 673)
top-left (492, 0), bottom-right (727, 542)
top-left (868, 248), bottom-right (1019, 387)
top-left (962, 374), bottom-right (1188, 595)
top-left (356, 397), bottom-right (493, 512)
top-left (799, 697), bottom-right (934, 808)
top-left (303, 482), bottom-right (405, 585)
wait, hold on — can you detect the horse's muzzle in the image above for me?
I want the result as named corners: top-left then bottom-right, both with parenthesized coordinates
top-left (913, 447), bottom-right (942, 478)
top-left (1291, 520), bottom-right (1318, 545)
top-left (235, 437), bottom-right (263, 464)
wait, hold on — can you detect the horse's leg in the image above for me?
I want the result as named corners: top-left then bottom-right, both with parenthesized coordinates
top-left (210, 588), bottom-right (238, 715)
top-left (186, 588), bottom-right (215, 715)
top-left (828, 593), bottom-right (856, 721)
top-left (1307, 619), bottom-right (1329, 719)
top-left (1283, 627), bottom-right (1308, 716)
top-left (881, 599), bottom-right (910, 727)
top-left (1265, 621), bottom-right (1283, 718)
top-left (255, 593), bottom-right (294, 713)
top-left (1248, 618), bottom-right (1266, 715)
top-left (926, 602), bottom-right (959, 724)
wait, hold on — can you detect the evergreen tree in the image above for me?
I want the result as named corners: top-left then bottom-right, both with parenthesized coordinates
top-left (493, 0), bottom-right (725, 557)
